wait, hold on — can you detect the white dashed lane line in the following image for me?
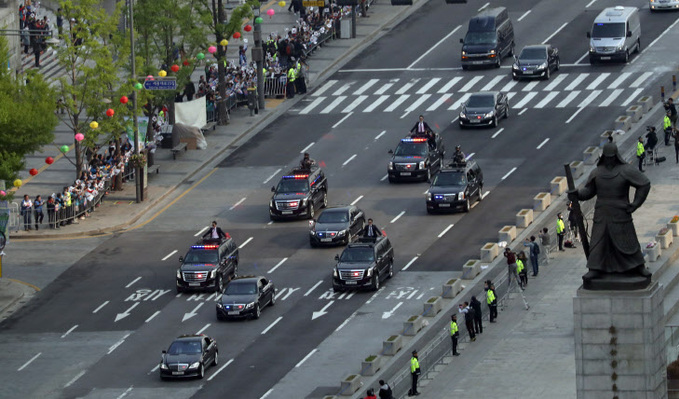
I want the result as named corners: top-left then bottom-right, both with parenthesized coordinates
top-left (501, 167), bottom-right (517, 180)
top-left (438, 224), bottom-right (454, 238)
top-left (93, 301), bottom-right (109, 314)
top-left (263, 168), bottom-right (282, 184)
top-left (194, 226), bottom-right (208, 237)
top-left (268, 258), bottom-right (288, 274)
top-left (125, 277), bottom-right (141, 288)
top-left (350, 195), bottom-right (363, 206)
top-left (238, 237), bottom-right (254, 249)
top-left (61, 325), bottom-right (78, 339)
top-left (537, 138), bottom-right (550, 150)
top-left (390, 211), bottom-right (405, 223)
top-left (261, 316), bottom-right (283, 335)
top-left (402, 256), bottom-right (419, 271)
top-left (342, 154), bottom-right (357, 166)
top-left (17, 352), bottom-right (41, 371)
top-left (208, 359), bottom-right (234, 381)
top-left (300, 142), bottom-right (315, 154)
top-left (375, 130), bottom-right (386, 140)
top-left (295, 349), bottom-right (318, 368)
top-left (162, 250), bottom-right (177, 261)
top-left (230, 197), bottom-right (246, 210)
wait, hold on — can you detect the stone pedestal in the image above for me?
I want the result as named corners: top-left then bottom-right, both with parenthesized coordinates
top-left (574, 282), bottom-right (666, 399)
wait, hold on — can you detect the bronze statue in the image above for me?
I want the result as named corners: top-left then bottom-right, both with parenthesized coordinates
top-left (568, 142), bottom-right (652, 290)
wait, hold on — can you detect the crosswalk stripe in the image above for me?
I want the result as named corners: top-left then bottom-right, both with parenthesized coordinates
top-left (599, 89), bottom-right (623, 107)
top-left (608, 72), bottom-right (631, 89)
top-left (333, 83), bottom-right (354, 96)
top-left (384, 95), bottom-right (411, 112)
top-left (342, 95), bottom-right (369, 113)
top-left (448, 93), bottom-right (471, 110)
top-left (514, 92), bottom-right (537, 108)
top-left (630, 72), bottom-right (652, 88)
top-left (364, 95), bottom-right (389, 112)
top-left (544, 74), bottom-right (568, 91)
top-left (396, 79), bottom-right (421, 95)
top-left (417, 78), bottom-right (441, 94)
top-left (522, 81), bottom-right (540, 92)
top-left (375, 82), bottom-right (396, 95)
top-left (321, 96), bottom-right (347, 114)
top-left (438, 77), bottom-right (463, 93)
top-left (507, 92), bottom-right (517, 101)
top-left (460, 76), bottom-right (483, 92)
top-left (481, 75), bottom-right (505, 91)
top-left (586, 73), bottom-right (610, 90)
top-left (300, 97), bottom-right (326, 114)
top-left (577, 90), bottom-right (602, 108)
top-left (500, 80), bottom-right (518, 92)
top-left (556, 91), bottom-right (580, 108)
top-left (621, 88), bottom-right (643, 106)
top-left (313, 80), bottom-right (337, 96)
top-left (534, 91), bottom-right (560, 108)
top-left (427, 94), bottom-right (452, 111)
top-left (354, 79), bottom-right (379, 95)
top-left (403, 94), bottom-right (432, 115)
top-left (566, 73), bottom-right (589, 90)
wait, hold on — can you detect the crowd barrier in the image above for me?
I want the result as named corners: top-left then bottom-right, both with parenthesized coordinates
top-left (264, 75), bottom-right (287, 98)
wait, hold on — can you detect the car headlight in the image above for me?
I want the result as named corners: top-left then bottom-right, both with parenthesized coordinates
top-left (188, 362), bottom-right (200, 369)
top-left (461, 50), bottom-right (466, 56)
top-left (176, 270), bottom-right (181, 279)
top-left (245, 302), bottom-right (255, 309)
top-left (333, 268), bottom-right (338, 278)
top-left (366, 268), bottom-right (373, 277)
top-left (388, 161), bottom-right (394, 171)
top-left (427, 193), bottom-right (432, 201)
top-left (338, 229), bottom-right (347, 237)
top-left (459, 111), bottom-right (466, 119)
top-left (216, 302), bottom-right (223, 308)
top-left (617, 43), bottom-right (624, 51)
top-left (538, 62), bottom-right (547, 70)
top-left (459, 191), bottom-right (465, 199)
top-left (270, 200), bottom-right (275, 208)
top-left (589, 46), bottom-right (595, 53)
top-left (209, 269), bottom-right (216, 279)
top-left (310, 230), bottom-right (316, 236)
top-left (489, 49), bottom-right (496, 54)
top-left (418, 161), bottom-right (426, 169)
top-left (160, 362), bottom-right (168, 370)
top-left (512, 64), bottom-right (519, 70)
top-left (484, 111), bottom-right (494, 118)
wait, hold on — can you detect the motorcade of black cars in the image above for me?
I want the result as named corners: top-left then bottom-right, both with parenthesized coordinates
top-left (332, 236), bottom-right (395, 292)
top-left (269, 166), bottom-right (328, 220)
top-left (215, 276), bottom-right (276, 320)
top-left (159, 334), bottom-right (218, 379)
top-left (511, 44), bottom-right (560, 80)
top-left (460, 7), bottom-right (515, 69)
top-left (176, 237), bottom-right (239, 293)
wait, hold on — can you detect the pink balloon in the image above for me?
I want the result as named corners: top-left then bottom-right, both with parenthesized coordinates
top-left (146, 75), bottom-right (154, 81)
top-left (208, 46), bottom-right (217, 54)
top-left (267, 8), bottom-right (275, 16)
top-left (75, 133), bottom-right (85, 141)
top-left (0, 190), bottom-right (5, 196)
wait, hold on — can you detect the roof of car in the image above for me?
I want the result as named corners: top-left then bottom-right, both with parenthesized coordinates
top-left (348, 236), bottom-right (386, 248)
top-left (522, 44), bottom-right (548, 50)
top-left (441, 159), bottom-right (478, 172)
top-left (229, 276), bottom-right (262, 283)
top-left (175, 334), bottom-right (208, 340)
top-left (321, 205), bottom-right (353, 212)
top-left (469, 91), bottom-right (498, 97)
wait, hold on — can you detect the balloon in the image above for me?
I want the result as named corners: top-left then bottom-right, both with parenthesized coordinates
top-left (196, 52), bottom-right (205, 60)
top-left (106, 108), bottom-right (115, 117)
top-left (267, 8), bottom-right (275, 17)
top-left (29, 168), bottom-right (38, 176)
top-left (13, 179), bottom-right (22, 188)
top-left (220, 39), bottom-right (228, 46)
top-left (278, 1), bottom-right (286, 7)
top-left (134, 82), bottom-right (143, 90)
top-left (0, 190), bottom-right (5, 197)
top-left (159, 70), bottom-right (167, 77)
top-left (75, 133), bottom-right (85, 141)
top-left (60, 145), bottom-right (70, 153)
top-left (45, 156), bottom-right (54, 165)
top-left (183, 60), bottom-right (190, 66)
top-left (208, 46), bottom-right (217, 54)
top-left (146, 75), bottom-right (154, 81)
top-left (171, 64), bottom-right (180, 73)
top-left (233, 32), bottom-right (241, 39)
top-left (244, 25), bottom-right (252, 32)
top-left (89, 121), bottom-right (98, 129)
top-left (120, 96), bottom-right (129, 104)
top-left (255, 16), bottom-right (263, 24)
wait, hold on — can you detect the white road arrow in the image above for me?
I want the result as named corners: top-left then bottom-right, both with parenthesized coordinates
top-left (382, 302), bottom-right (404, 319)
top-left (114, 303), bottom-right (140, 322)
top-left (312, 300), bottom-right (334, 320)
top-left (182, 303), bottom-right (204, 322)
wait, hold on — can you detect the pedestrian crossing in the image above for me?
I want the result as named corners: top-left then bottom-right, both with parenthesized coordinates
top-left (294, 71), bottom-right (654, 115)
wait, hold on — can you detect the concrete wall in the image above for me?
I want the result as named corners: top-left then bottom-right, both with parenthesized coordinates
top-left (0, 2), bottom-right (21, 74)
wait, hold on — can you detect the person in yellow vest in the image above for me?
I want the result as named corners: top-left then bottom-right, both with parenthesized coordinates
top-left (294, 59), bottom-right (306, 94)
top-left (636, 136), bottom-right (645, 172)
top-left (485, 280), bottom-right (497, 322)
top-left (450, 314), bottom-right (460, 356)
top-left (516, 254), bottom-right (527, 289)
top-left (664, 111), bottom-right (673, 146)
top-left (286, 66), bottom-right (296, 99)
top-left (63, 188), bottom-right (72, 225)
top-left (409, 350), bottom-right (420, 396)
top-left (556, 213), bottom-right (566, 251)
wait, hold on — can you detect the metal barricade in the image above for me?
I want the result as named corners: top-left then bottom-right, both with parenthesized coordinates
top-left (264, 75), bottom-right (287, 98)
top-left (1, 202), bottom-right (20, 233)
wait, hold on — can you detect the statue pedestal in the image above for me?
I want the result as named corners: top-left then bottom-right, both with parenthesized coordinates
top-left (574, 282), bottom-right (666, 399)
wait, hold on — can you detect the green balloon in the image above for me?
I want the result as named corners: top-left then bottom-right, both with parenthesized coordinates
top-left (134, 82), bottom-right (143, 90)
top-left (255, 16), bottom-right (263, 24)
top-left (60, 145), bottom-right (70, 153)
top-left (196, 52), bottom-right (205, 60)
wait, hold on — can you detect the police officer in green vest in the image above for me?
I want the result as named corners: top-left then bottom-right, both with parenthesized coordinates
top-left (294, 59), bottom-right (306, 94)
top-left (556, 213), bottom-right (566, 251)
top-left (485, 280), bottom-right (497, 322)
top-left (636, 136), bottom-right (645, 172)
top-left (409, 350), bottom-right (420, 396)
top-left (286, 65), bottom-right (296, 99)
top-left (450, 314), bottom-right (460, 356)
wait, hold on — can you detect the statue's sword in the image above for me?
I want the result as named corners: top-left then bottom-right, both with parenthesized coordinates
top-left (564, 164), bottom-right (591, 258)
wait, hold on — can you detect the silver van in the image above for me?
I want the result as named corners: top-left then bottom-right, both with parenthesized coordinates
top-left (650, 0), bottom-right (679, 11)
top-left (587, 6), bottom-right (640, 64)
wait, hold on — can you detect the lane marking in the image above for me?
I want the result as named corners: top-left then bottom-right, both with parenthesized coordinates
top-left (585, 0), bottom-right (596, 6)
top-left (501, 167), bottom-right (517, 180)
top-left (194, 226), bottom-right (208, 237)
top-left (93, 301), bottom-right (109, 314)
top-left (342, 154), bottom-right (357, 166)
top-left (354, 79), bottom-right (379, 95)
top-left (381, 174), bottom-right (388, 181)
top-left (575, 51), bottom-right (588, 65)
top-left (365, 287), bottom-right (385, 305)
top-left (630, 72), bottom-right (653, 88)
top-left (438, 77), bottom-right (462, 93)
top-left (151, 365), bottom-right (160, 373)
top-left (312, 80), bottom-right (336, 96)
top-left (162, 250), bottom-right (177, 261)
top-left (268, 258), bottom-right (288, 274)
top-left (238, 237), bottom-right (254, 249)
top-left (477, 2), bottom-right (489, 11)
top-left (390, 211), bottom-right (405, 223)
top-left (599, 89), bottom-right (623, 107)
top-left (417, 78), bottom-right (442, 94)
top-left (536, 138), bottom-right (550, 149)
top-left (402, 256), bottom-right (418, 271)
top-left (116, 386), bottom-right (133, 399)
top-left (375, 130), bottom-right (386, 140)
top-left (64, 370), bottom-right (86, 388)
top-left (518, 109), bottom-right (527, 116)
top-left (125, 277), bottom-right (141, 288)
top-left (466, 152), bottom-right (475, 160)
top-left (534, 91), bottom-right (560, 109)
top-left (296, 349), bottom-right (318, 368)
top-left (459, 76), bottom-right (483, 92)
top-left (335, 311), bottom-right (357, 331)
top-left (375, 82), bottom-right (395, 95)
top-left (261, 316), bottom-right (283, 335)
top-left (350, 195), bottom-right (363, 206)
top-left (382, 302), bottom-right (404, 319)
top-left (260, 389), bottom-right (274, 399)
top-left (621, 88), bottom-right (643, 107)
top-left (197, 323), bottom-right (211, 335)
top-left (481, 75), bottom-right (505, 91)
top-left (542, 22), bottom-right (567, 44)
top-left (332, 112), bottom-right (353, 128)
top-left (396, 79), bottom-right (420, 95)
top-left (544, 73), bottom-right (568, 91)
top-left (384, 94), bottom-right (411, 112)
top-left (481, 190), bottom-right (490, 199)
top-left (263, 168), bottom-right (282, 184)
top-left (364, 95), bottom-right (389, 112)
top-left (514, 92), bottom-right (537, 108)
top-left (300, 142), bottom-right (315, 154)
top-left (230, 197), bottom-right (247, 210)
top-left (299, 96), bottom-right (325, 114)
top-left (586, 73), bottom-right (610, 90)
top-left (407, 25), bottom-right (461, 69)
top-left (207, 359), bottom-right (234, 381)
top-left (107, 333), bottom-right (131, 354)
top-left (305, 280), bottom-right (323, 296)
top-left (427, 93), bottom-right (452, 111)
top-left (517, 10), bottom-right (531, 21)
top-left (608, 72), bottom-right (631, 89)
top-left (61, 325), bottom-right (78, 339)
top-left (145, 311), bottom-right (161, 323)
top-left (556, 91), bottom-right (581, 108)
top-left (451, 116), bottom-right (459, 123)
top-left (438, 224), bottom-right (454, 238)
top-left (491, 128), bottom-right (505, 139)
top-left (400, 94), bottom-right (432, 118)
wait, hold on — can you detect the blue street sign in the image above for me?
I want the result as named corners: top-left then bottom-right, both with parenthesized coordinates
top-left (143, 79), bottom-right (177, 90)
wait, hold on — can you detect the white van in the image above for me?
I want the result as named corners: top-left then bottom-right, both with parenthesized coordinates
top-left (587, 6), bottom-right (641, 64)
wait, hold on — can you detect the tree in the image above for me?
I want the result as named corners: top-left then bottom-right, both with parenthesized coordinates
top-left (0, 36), bottom-right (58, 194)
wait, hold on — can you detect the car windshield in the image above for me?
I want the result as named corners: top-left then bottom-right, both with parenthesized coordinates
top-left (276, 179), bottom-right (309, 193)
top-left (340, 247), bottom-right (375, 263)
top-left (224, 282), bottom-right (257, 295)
top-left (466, 95), bottom-right (495, 108)
top-left (394, 142), bottom-right (428, 157)
top-left (464, 31), bottom-right (497, 45)
top-left (168, 340), bottom-right (202, 355)
top-left (432, 172), bottom-right (467, 186)
top-left (318, 210), bottom-right (349, 223)
top-left (519, 48), bottom-right (547, 60)
top-left (591, 22), bottom-right (625, 38)
top-left (183, 250), bottom-right (219, 263)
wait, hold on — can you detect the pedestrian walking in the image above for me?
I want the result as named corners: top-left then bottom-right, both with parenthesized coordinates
top-left (378, 380), bottom-right (393, 399)
top-left (470, 295), bottom-right (483, 334)
top-left (556, 213), bottom-right (566, 251)
top-left (450, 314), bottom-right (460, 356)
top-left (20, 194), bottom-right (33, 231)
top-left (539, 227), bottom-right (551, 264)
top-left (503, 248), bottom-right (522, 291)
top-left (408, 350), bottom-right (421, 396)
top-left (524, 235), bottom-right (540, 276)
top-left (485, 280), bottom-right (497, 322)
top-left (20, 26), bottom-right (30, 54)
top-left (458, 302), bottom-right (476, 341)
top-left (33, 195), bottom-right (44, 230)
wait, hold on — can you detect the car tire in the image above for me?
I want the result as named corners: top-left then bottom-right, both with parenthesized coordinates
top-left (491, 116), bottom-right (498, 128)
top-left (321, 190), bottom-right (328, 208)
top-left (427, 207), bottom-right (435, 215)
top-left (636, 39), bottom-right (641, 53)
top-left (544, 67), bottom-right (550, 80)
top-left (589, 56), bottom-right (596, 65)
top-left (270, 292), bottom-right (276, 306)
top-left (388, 176), bottom-right (396, 183)
top-left (624, 50), bottom-right (629, 63)
top-left (308, 204), bottom-right (315, 220)
top-left (478, 186), bottom-right (484, 201)
top-left (198, 364), bottom-right (205, 379)
top-left (176, 286), bottom-right (183, 294)
top-left (213, 351), bottom-right (219, 366)
top-left (463, 198), bottom-right (470, 212)
top-left (216, 312), bottom-right (225, 321)
top-left (495, 57), bottom-right (501, 68)
top-left (555, 58), bottom-right (560, 71)
top-left (504, 104), bottom-right (509, 119)
top-left (253, 304), bottom-right (261, 319)
top-left (425, 168), bottom-right (431, 183)
top-left (371, 272), bottom-right (380, 291)
top-left (512, 74), bottom-right (518, 81)
top-left (310, 239), bottom-right (318, 248)
top-left (388, 262), bottom-right (394, 279)
top-left (215, 275), bottom-right (223, 293)
top-left (462, 65), bottom-right (468, 71)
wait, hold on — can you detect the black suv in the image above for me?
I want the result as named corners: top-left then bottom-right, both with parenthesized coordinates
top-left (270, 167), bottom-right (328, 220)
top-left (426, 160), bottom-right (484, 213)
top-left (332, 236), bottom-right (395, 292)
top-left (176, 238), bottom-right (239, 293)
top-left (310, 205), bottom-right (365, 247)
top-left (388, 135), bottom-right (445, 183)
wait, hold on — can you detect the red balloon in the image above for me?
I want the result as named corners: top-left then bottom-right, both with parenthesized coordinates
top-left (183, 60), bottom-right (190, 66)
top-left (171, 64), bottom-right (180, 73)
top-left (29, 168), bottom-right (39, 176)
top-left (106, 108), bottom-right (115, 117)
top-left (120, 96), bottom-right (129, 104)
top-left (45, 156), bottom-right (54, 165)
top-left (233, 32), bottom-right (241, 39)
top-left (244, 25), bottom-right (252, 32)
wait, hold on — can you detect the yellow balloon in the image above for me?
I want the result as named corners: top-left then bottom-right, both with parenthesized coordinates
top-left (220, 39), bottom-right (229, 46)
top-left (159, 70), bottom-right (167, 77)
top-left (90, 121), bottom-right (99, 129)
top-left (278, 1), bottom-right (286, 7)
top-left (13, 179), bottom-right (22, 188)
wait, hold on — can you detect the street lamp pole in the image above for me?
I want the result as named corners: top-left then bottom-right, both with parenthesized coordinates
top-left (128, 0), bottom-right (142, 202)
top-left (253, 9), bottom-right (265, 110)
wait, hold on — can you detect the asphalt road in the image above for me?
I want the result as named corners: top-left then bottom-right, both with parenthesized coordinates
top-left (1, 0), bottom-right (677, 398)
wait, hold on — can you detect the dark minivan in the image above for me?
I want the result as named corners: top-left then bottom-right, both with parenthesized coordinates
top-left (460, 7), bottom-right (515, 69)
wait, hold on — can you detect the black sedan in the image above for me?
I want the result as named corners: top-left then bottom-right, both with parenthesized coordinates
top-left (512, 44), bottom-right (559, 80)
top-left (159, 334), bottom-right (218, 379)
top-left (459, 91), bottom-right (509, 128)
top-left (310, 206), bottom-right (365, 247)
top-left (216, 276), bottom-right (276, 320)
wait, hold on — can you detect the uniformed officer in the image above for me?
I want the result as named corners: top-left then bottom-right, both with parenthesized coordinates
top-left (636, 136), bottom-right (645, 172)
top-left (409, 350), bottom-right (420, 396)
top-left (485, 280), bottom-right (497, 322)
top-left (452, 145), bottom-right (466, 165)
top-left (286, 65), bottom-right (296, 99)
top-left (556, 213), bottom-right (566, 251)
top-left (450, 314), bottom-right (460, 356)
